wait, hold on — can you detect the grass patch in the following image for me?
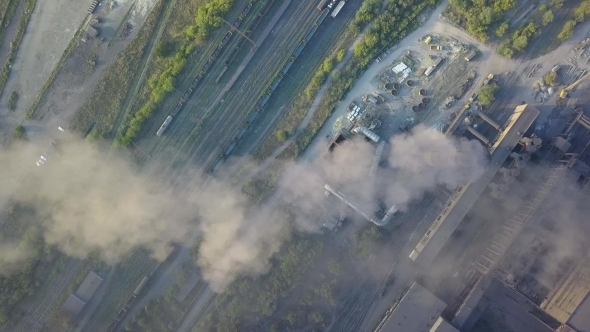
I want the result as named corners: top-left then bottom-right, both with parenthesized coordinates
top-left (70, 0), bottom-right (165, 135)
top-left (0, 0), bottom-right (36, 99)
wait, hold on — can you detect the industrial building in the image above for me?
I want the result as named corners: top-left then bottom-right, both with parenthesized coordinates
top-left (62, 271), bottom-right (104, 316)
top-left (409, 104), bottom-right (540, 266)
top-left (376, 283), bottom-right (453, 332)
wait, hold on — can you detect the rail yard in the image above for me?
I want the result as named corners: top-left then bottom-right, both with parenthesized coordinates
top-left (3, 0), bottom-right (590, 331)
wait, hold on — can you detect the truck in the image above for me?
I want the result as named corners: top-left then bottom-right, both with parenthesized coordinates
top-left (483, 73), bottom-right (494, 85)
top-left (430, 45), bottom-right (443, 51)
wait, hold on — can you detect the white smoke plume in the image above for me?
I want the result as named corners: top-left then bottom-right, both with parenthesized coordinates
top-left (0, 125), bottom-right (488, 291)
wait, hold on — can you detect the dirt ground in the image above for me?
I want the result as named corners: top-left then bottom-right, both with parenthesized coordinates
top-left (0, 0), bottom-right (89, 116)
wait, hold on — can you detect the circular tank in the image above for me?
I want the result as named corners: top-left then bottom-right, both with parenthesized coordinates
top-left (418, 103), bottom-right (425, 109)
top-left (391, 89), bottom-right (398, 96)
top-left (412, 105), bottom-right (419, 112)
top-left (422, 98), bottom-right (428, 104)
top-left (393, 83), bottom-right (401, 89)
top-left (385, 83), bottom-right (393, 90)
top-left (419, 89), bottom-right (426, 96)
top-left (407, 80), bottom-right (414, 86)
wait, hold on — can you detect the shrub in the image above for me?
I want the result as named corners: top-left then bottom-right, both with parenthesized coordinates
top-left (544, 71), bottom-right (558, 86)
top-left (558, 20), bottom-right (577, 41)
top-left (7, 91), bottom-right (18, 110)
top-left (479, 83), bottom-right (499, 105)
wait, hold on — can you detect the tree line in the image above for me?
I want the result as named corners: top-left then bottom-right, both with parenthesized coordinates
top-left (115, 0), bottom-right (234, 147)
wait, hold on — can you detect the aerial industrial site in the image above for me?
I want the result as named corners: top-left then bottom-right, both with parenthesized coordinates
top-left (1, 0), bottom-right (590, 331)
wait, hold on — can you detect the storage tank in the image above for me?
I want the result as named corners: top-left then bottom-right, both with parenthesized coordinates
top-left (412, 105), bottom-right (419, 112)
top-left (419, 89), bottom-right (426, 96)
top-left (393, 83), bottom-right (401, 89)
top-left (385, 83), bottom-right (393, 90)
top-left (391, 89), bottom-right (398, 96)
top-left (407, 80), bottom-right (414, 86)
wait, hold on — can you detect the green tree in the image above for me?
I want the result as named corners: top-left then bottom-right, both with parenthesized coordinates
top-left (542, 10), bottom-right (554, 26)
top-left (276, 129), bottom-right (289, 142)
top-left (512, 35), bottom-right (529, 51)
top-left (544, 71), bottom-right (558, 86)
top-left (479, 83), bottom-right (500, 105)
top-left (575, 1), bottom-right (590, 23)
top-left (558, 20), bottom-right (577, 41)
top-left (550, 0), bottom-right (564, 9)
top-left (155, 41), bottom-right (175, 58)
top-left (495, 22), bottom-right (509, 37)
top-left (336, 49), bottom-right (346, 62)
top-left (12, 125), bottom-right (27, 141)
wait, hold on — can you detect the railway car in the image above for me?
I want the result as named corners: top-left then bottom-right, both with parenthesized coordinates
top-left (134, 276), bottom-right (150, 296)
top-left (156, 116), bottom-right (173, 136)
top-left (331, 1), bottom-right (345, 18)
top-left (235, 128), bottom-right (247, 141)
top-left (247, 111), bottom-right (260, 124)
top-left (317, 0), bottom-right (329, 10)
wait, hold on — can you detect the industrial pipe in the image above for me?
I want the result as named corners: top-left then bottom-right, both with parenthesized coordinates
top-left (324, 184), bottom-right (395, 226)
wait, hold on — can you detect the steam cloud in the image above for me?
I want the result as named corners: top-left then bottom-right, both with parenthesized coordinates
top-left (0, 125), bottom-right (488, 291)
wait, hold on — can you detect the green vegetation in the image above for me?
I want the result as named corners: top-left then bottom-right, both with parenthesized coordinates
top-left (445, 0), bottom-right (516, 41)
top-left (495, 21), bottom-right (509, 37)
top-left (542, 10), bottom-right (555, 26)
top-left (115, 0), bottom-right (234, 147)
top-left (71, 0), bottom-right (165, 135)
top-left (256, 0), bottom-right (440, 161)
top-left (336, 49), bottom-right (346, 62)
top-left (275, 129), bottom-right (289, 143)
top-left (478, 83), bottom-right (500, 105)
top-left (353, 225), bottom-right (385, 259)
top-left (0, 0), bottom-right (37, 99)
top-left (0, 0), bottom-right (19, 55)
top-left (194, 236), bottom-right (324, 331)
top-left (12, 125), bottom-right (27, 141)
top-left (558, 20), bottom-right (577, 41)
top-left (544, 71), bottom-right (558, 86)
top-left (306, 56), bottom-right (335, 98)
top-left (7, 91), bottom-right (18, 110)
top-left (349, 0), bottom-right (382, 33)
top-left (497, 23), bottom-right (538, 59)
top-left (553, 0), bottom-right (590, 42)
top-left (124, 268), bottom-right (195, 332)
top-left (0, 203), bottom-right (45, 324)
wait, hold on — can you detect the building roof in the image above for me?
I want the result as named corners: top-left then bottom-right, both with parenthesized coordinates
top-left (62, 294), bottom-right (86, 316)
top-left (542, 262), bottom-right (590, 324)
top-left (430, 317), bottom-right (459, 332)
top-left (75, 271), bottom-right (104, 303)
top-left (379, 283), bottom-right (447, 332)
top-left (410, 104), bottom-right (540, 266)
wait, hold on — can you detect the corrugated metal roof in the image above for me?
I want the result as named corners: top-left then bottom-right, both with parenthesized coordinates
top-left (63, 294), bottom-right (86, 316)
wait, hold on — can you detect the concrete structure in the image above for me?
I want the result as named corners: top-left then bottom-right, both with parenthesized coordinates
top-left (409, 104), bottom-right (540, 265)
top-left (76, 271), bottom-right (104, 302)
top-left (430, 317), bottom-right (459, 332)
top-left (541, 261), bottom-right (590, 324)
top-left (61, 271), bottom-right (104, 317)
top-left (377, 283), bottom-right (446, 332)
top-left (62, 294), bottom-right (86, 316)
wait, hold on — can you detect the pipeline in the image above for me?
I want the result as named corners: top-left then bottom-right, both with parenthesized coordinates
top-left (324, 184), bottom-right (396, 226)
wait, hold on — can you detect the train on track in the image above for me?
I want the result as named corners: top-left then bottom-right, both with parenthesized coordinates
top-left (210, 1), bottom-right (338, 174)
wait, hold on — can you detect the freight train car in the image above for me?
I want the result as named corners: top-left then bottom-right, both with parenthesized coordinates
top-left (156, 116), bottom-right (173, 136)
top-left (317, 0), bottom-right (329, 10)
